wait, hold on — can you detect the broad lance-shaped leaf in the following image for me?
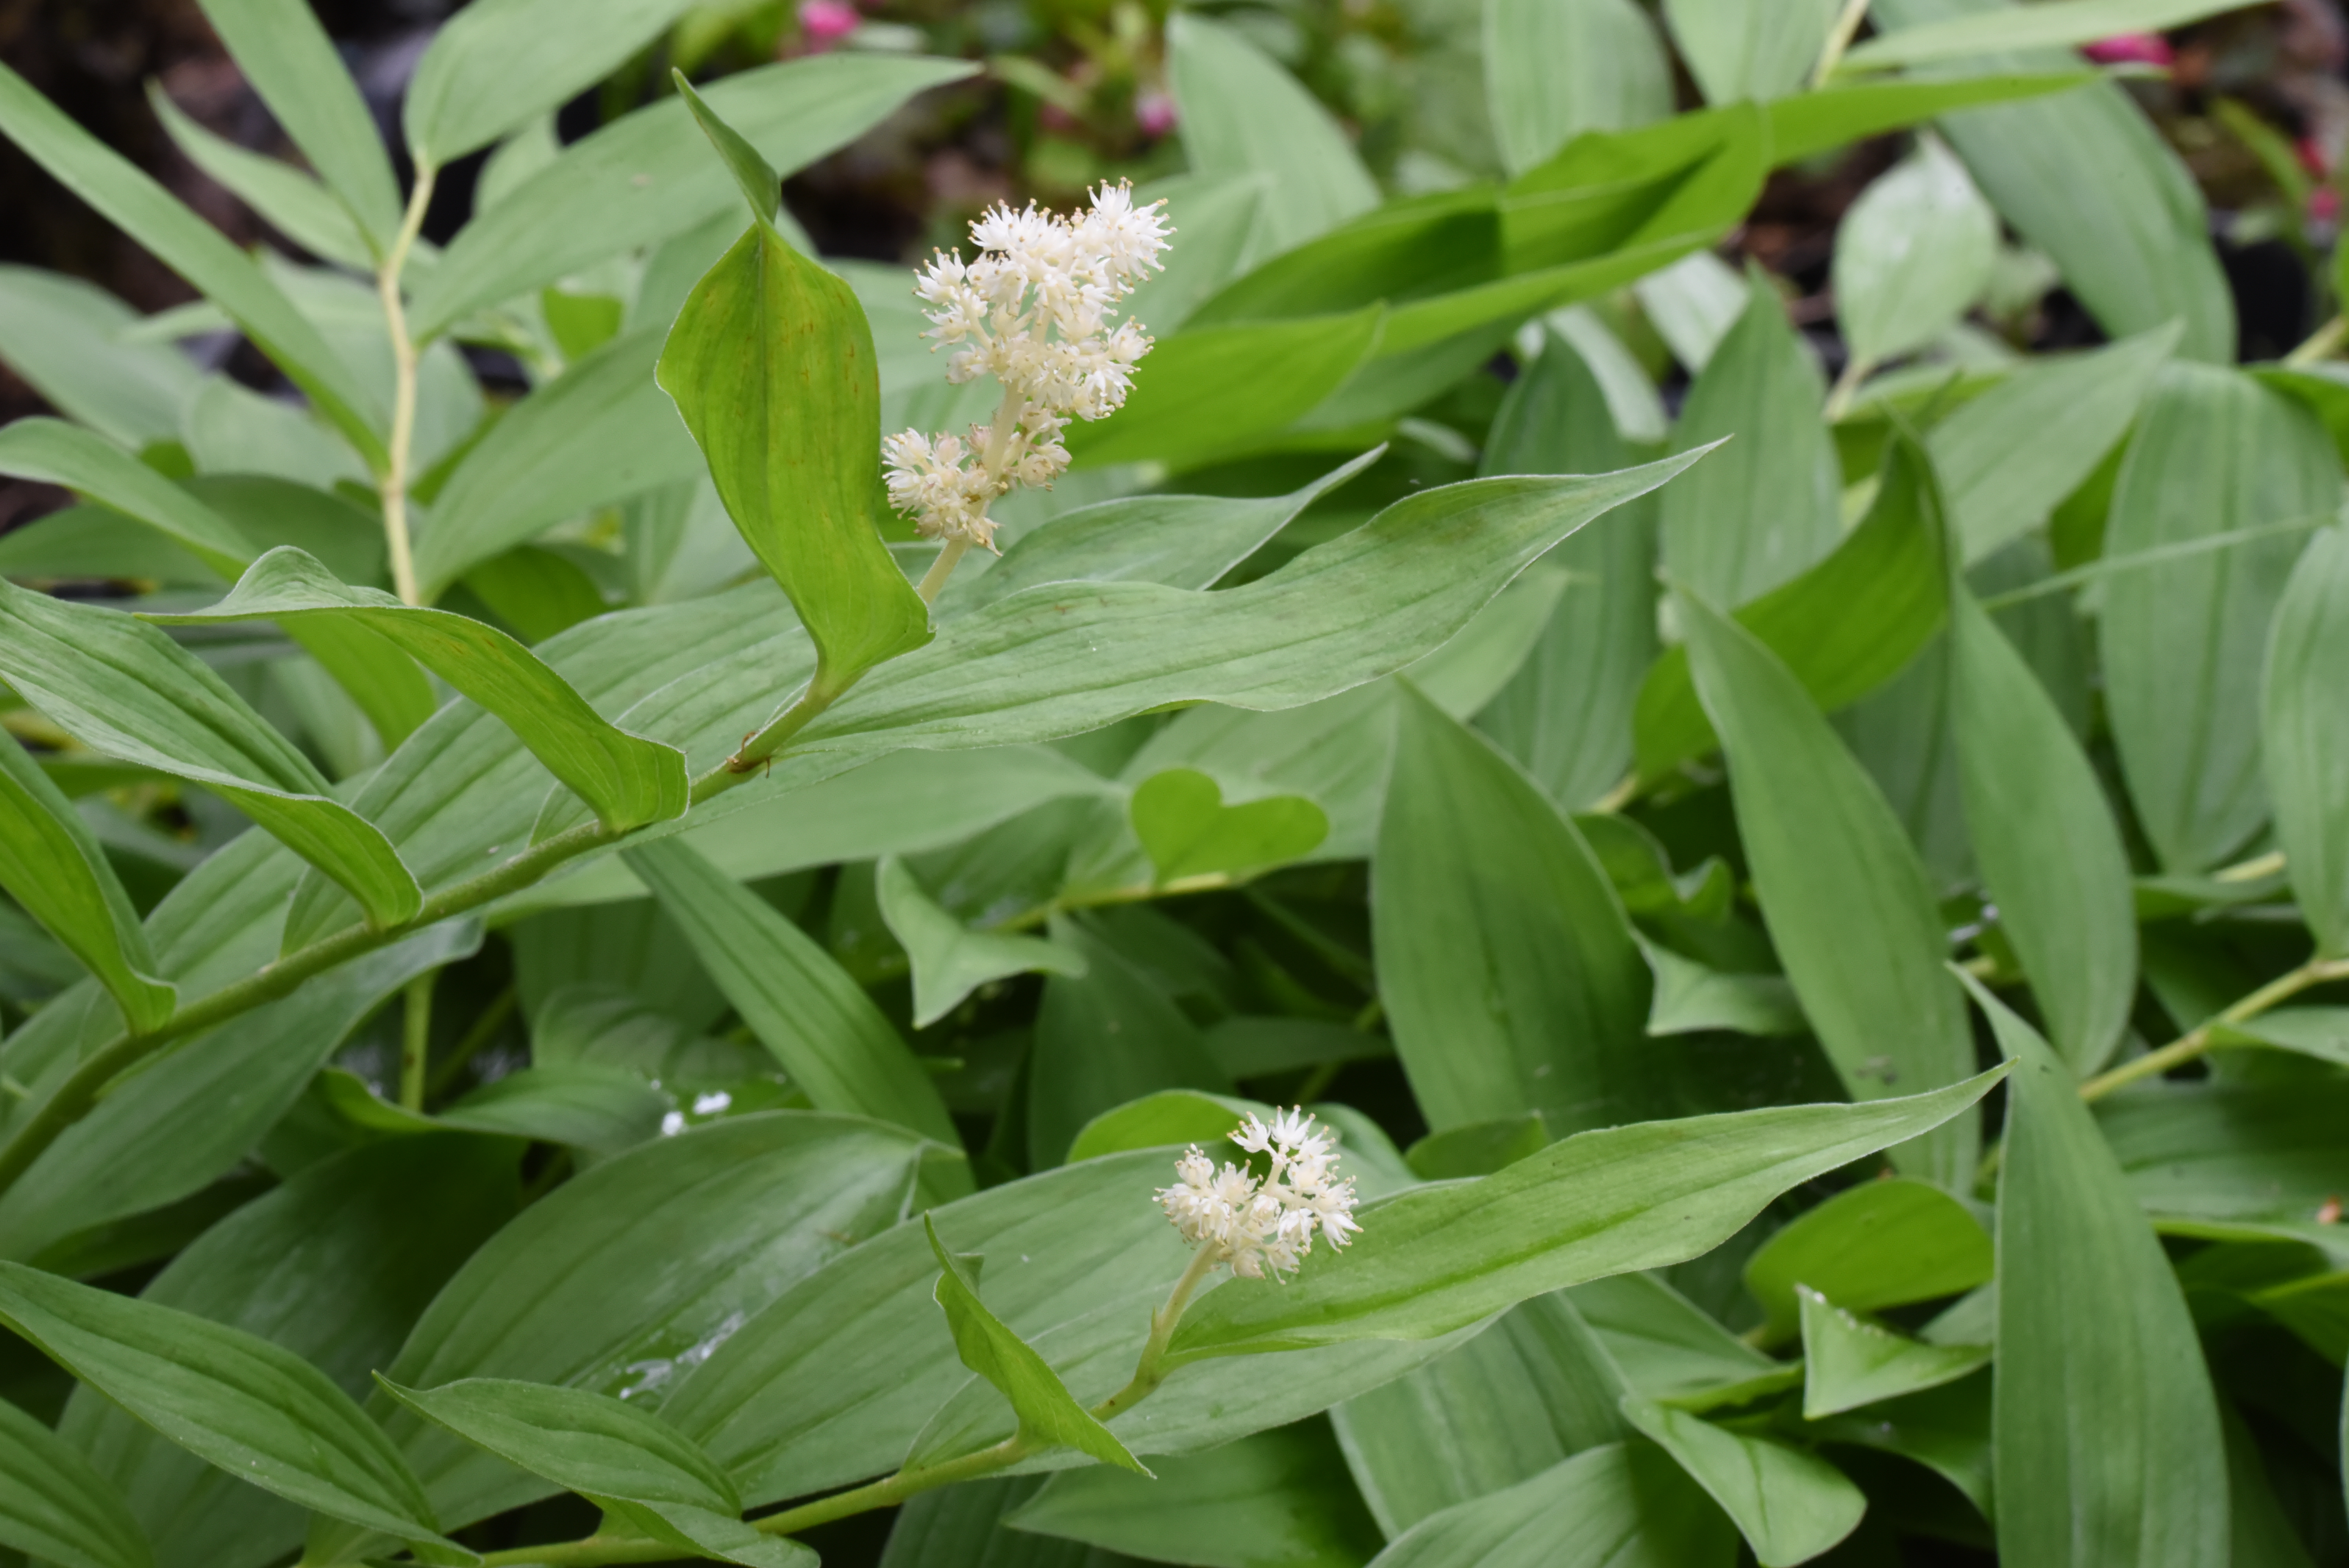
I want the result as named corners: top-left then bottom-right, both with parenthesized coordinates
top-left (1364, 1441), bottom-right (1737, 1568)
top-left (414, 328), bottom-right (704, 601)
top-left (0, 1395), bottom-right (153, 1568)
top-left (1162, 1067), bottom-right (2005, 1361)
top-left (877, 855), bottom-right (1085, 1030)
top-left (1675, 590), bottom-right (1978, 1185)
top-left (659, 93), bottom-right (929, 694)
top-left (191, 0), bottom-right (401, 251)
top-left (1963, 975), bottom-right (2231, 1566)
top-left (1619, 1395), bottom-right (1863, 1568)
top-left (922, 1216), bottom-right (1146, 1474)
top-left (624, 839), bottom-right (961, 1149)
top-left (2102, 362), bottom-right (2339, 872)
top-left (402, 0), bottom-right (694, 166)
top-left (1950, 586), bottom-right (2137, 1073)
top-left (0, 63), bottom-right (384, 464)
top-left (2263, 525), bottom-right (2349, 958)
top-left (378, 1379), bottom-right (811, 1568)
top-left (0, 418), bottom-right (252, 574)
top-left (408, 55), bottom-right (978, 343)
top-left (1844, 0), bottom-right (2263, 71)
top-left (1763, 71), bottom-right (2099, 165)
top-left (147, 547), bottom-right (689, 835)
top-left (1374, 683), bottom-right (1655, 1137)
top-left (0, 733), bottom-right (174, 1034)
top-left (1741, 1178), bottom-right (1991, 1342)
top-left (1795, 1286), bottom-right (1990, 1419)
top-left (0, 1262), bottom-right (459, 1558)
top-left (0, 578), bottom-right (421, 928)
top-left (1638, 431), bottom-right (1946, 780)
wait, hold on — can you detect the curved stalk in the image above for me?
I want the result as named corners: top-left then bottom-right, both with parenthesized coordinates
top-left (375, 163), bottom-right (437, 606)
top-left (2076, 954), bottom-right (2349, 1104)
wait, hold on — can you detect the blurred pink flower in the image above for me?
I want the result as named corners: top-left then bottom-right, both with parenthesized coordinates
top-left (1135, 90), bottom-right (1177, 139)
top-left (799, 0), bottom-right (860, 49)
top-left (2081, 31), bottom-right (2174, 66)
top-left (2311, 187), bottom-right (2341, 223)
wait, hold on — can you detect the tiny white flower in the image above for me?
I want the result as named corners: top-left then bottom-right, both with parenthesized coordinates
top-left (1153, 1107), bottom-right (1361, 1281)
top-left (883, 184), bottom-right (1172, 550)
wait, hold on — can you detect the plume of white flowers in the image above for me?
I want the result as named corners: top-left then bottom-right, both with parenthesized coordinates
top-left (883, 184), bottom-right (1172, 550)
top-left (1156, 1108), bottom-right (1361, 1280)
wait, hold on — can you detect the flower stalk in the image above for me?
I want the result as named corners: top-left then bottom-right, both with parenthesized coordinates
top-left (375, 162), bottom-right (437, 607)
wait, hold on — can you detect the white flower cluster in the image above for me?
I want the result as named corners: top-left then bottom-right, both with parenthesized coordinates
top-left (882, 184), bottom-right (1171, 548)
top-left (1156, 1108), bottom-right (1361, 1280)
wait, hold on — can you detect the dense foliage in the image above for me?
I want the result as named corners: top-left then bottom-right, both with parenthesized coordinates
top-left (0, 0), bottom-right (2345, 1564)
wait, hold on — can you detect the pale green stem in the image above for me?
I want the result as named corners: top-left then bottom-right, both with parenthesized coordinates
top-left (2285, 314), bottom-right (2347, 367)
top-left (375, 163), bottom-right (437, 607)
top-left (1823, 353), bottom-right (1875, 423)
top-left (2077, 955), bottom-right (2349, 1104)
top-left (1811, 0), bottom-right (1874, 86)
top-left (918, 537), bottom-right (973, 604)
top-left (398, 970), bottom-right (435, 1110)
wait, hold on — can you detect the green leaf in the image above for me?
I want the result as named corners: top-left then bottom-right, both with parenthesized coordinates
top-left (1166, 12), bottom-right (1379, 255)
top-left (1741, 1178), bottom-right (1992, 1342)
top-left (1663, 0), bottom-right (1841, 102)
top-left (150, 547), bottom-right (688, 835)
top-left (1763, 72), bottom-right (2099, 165)
top-left (922, 1215), bottom-right (1145, 1473)
top-left (378, 1378), bottom-right (811, 1568)
top-left (1063, 1090), bottom-right (1269, 1167)
top-left (941, 449), bottom-right (1383, 617)
top-left (0, 64), bottom-right (383, 464)
top-left (1869, 0), bottom-right (2233, 362)
top-left (1406, 1115), bottom-right (1550, 1180)
top-left (1008, 1422), bottom-right (1375, 1567)
top-left (145, 86), bottom-right (372, 272)
top-left (1131, 768), bottom-right (1329, 885)
top-left (2102, 363), bottom-right (2340, 872)
top-left (624, 839), bottom-right (961, 1146)
top-left (2262, 525), bottom-right (2349, 957)
top-left (1796, 1287), bottom-right (1990, 1418)
top-left (190, 0), bottom-right (401, 250)
top-left (1484, 0), bottom-right (1672, 175)
top-left (415, 330), bottom-right (704, 600)
top-left (1803, 1376), bottom-right (1992, 1515)
top-left (58, 1136), bottom-right (516, 1568)
top-left (0, 579), bottom-right (420, 928)
top-left (1475, 330), bottom-right (1657, 809)
top-left (0, 267), bottom-right (201, 447)
top-left (663, 1148), bottom-right (1474, 1504)
top-left (876, 855), bottom-right (1085, 1028)
top-left (1164, 1068), bottom-right (2005, 1361)
top-left (1330, 1294), bottom-right (1630, 1536)
top-left (0, 1263), bottom-right (454, 1554)
top-left (403, 0), bottom-right (694, 166)
top-left (1027, 916), bottom-right (1233, 1168)
top-left (1064, 306), bottom-right (1387, 471)
top-left (1363, 1441), bottom-right (1736, 1568)
top-left (1572, 1273), bottom-right (1792, 1408)
top-left (345, 1113), bottom-right (923, 1548)
top-left (409, 56), bottom-right (977, 341)
top-left (1833, 136), bottom-right (1998, 368)
top-left (1949, 586), bottom-right (2137, 1071)
top-left (2097, 1078), bottom-right (2349, 1225)
top-left (675, 74), bottom-right (782, 225)
top-left (1660, 271), bottom-right (1840, 607)
top-left (1619, 1396), bottom-right (1865, 1567)
top-left (1639, 943), bottom-right (1805, 1039)
top-left (1968, 976), bottom-right (2232, 1566)
top-left (1674, 590), bottom-right (1978, 1184)
top-left (2219, 1007), bottom-right (2349, 1067)
top-left (1845, 0), bottom-right (2267, 71)
top-left (657, 220), bottom-right (932, 691)
top-left (1373, 684), bottom-right (1654, 1135)
top-left (1928, 321), bottom-right (2180, 564)
top-left (0, 922), bottom-right (480, 1267)
top-left (0, 1397), bottom-right (151, 1568)
top-left (0, 733), bottom-right (173, 1034)
top-left (0, 419), bottom-right (252, 574)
